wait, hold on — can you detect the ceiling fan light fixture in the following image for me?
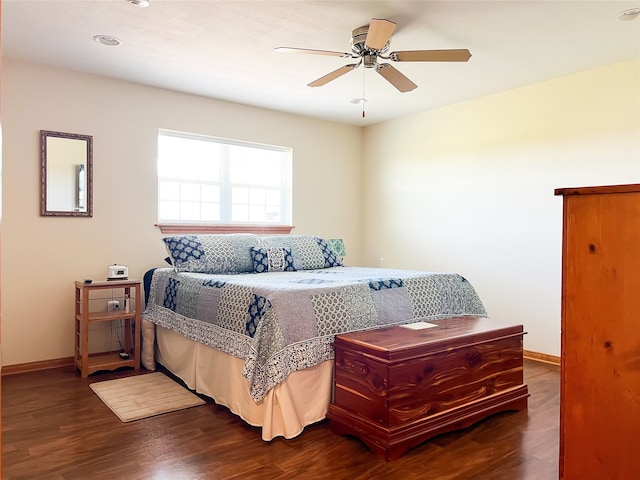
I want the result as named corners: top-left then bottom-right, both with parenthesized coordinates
top-left (93, 35), bottom-right (121, 46)
top-left (617, 8), bottom-right (640, 21)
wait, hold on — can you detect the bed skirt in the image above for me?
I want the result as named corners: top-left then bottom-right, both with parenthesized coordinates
top-left (153, 324), bottom-right (333, 440)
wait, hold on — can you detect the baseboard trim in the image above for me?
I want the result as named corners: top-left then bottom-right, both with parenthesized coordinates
top-left (523, 350), bottom-right (560, 366)
top-left (1, 357), bottom-right (74, 376)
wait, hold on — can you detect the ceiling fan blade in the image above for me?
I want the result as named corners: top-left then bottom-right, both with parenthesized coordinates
top-left (365, 18), bottom-right (397, 50)
top-left (308, 63), bottom-right (360, 87)
top-left (275, 47), bottom-right (352, 58)
top-left (391, 49), bottom-right (472, 62)
top-left (376, 63), bottom-right (417, 92)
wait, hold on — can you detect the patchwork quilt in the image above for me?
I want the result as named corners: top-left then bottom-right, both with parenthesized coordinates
top-left (143, 266), bottom-right (487, 401)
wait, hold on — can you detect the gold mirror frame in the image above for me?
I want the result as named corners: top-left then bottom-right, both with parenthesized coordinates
top-left (40, 130), bottom-right (93, 217)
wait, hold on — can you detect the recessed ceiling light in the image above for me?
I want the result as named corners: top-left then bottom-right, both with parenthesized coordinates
top-left (617, 8), bottom-right (640, 21)
top-left (93, 35), bottom-right (121, 46)
top-left (128, 0), bottom-right (150, 7)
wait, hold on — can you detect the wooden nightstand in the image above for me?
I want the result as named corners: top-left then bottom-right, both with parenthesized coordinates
top-left (74, 279), bottom-right (141, 377)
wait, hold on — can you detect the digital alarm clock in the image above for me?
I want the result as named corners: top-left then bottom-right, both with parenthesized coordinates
top-left (107, 264), bottom-right (129, 280)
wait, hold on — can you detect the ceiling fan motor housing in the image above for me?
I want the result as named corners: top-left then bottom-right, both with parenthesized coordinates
top-left (351, 26), bottom-right (390, 56)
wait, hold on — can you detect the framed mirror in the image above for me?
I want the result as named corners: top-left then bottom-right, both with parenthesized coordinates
top-left (40, 130), bottom-right (93, 217)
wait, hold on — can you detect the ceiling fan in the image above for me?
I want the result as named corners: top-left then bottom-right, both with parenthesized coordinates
top-left (276, 18), bottom-right (472, 93)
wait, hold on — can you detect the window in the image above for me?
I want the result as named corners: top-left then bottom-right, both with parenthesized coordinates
top-left (157, 130), bottom-right (292, 226)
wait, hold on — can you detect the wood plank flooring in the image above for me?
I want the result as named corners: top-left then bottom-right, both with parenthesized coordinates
top-left (2, 359), bottom-right (559, 479)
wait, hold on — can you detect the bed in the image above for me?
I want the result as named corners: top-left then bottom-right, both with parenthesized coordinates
top-left (141, 233), bottom-right (487, 440)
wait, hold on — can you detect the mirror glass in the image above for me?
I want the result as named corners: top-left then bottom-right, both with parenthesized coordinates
top-left (40, 130), bottom-right (93, 217)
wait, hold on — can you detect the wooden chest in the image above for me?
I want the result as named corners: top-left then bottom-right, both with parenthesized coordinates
top-left (327, 316), bottom-right (529, 461)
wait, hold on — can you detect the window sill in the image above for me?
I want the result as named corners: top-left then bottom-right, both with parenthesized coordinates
top-left (155, 224), bottom-right (294, 235)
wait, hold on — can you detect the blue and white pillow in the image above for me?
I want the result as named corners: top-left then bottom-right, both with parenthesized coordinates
top-left (260, 235), bottom-right (342, 270)
top-left (163, 234), bottom-right (262, 274)
top-left (250, 246), bottom-right (296, 273)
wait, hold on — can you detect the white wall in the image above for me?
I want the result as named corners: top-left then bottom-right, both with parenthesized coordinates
top-left (1, 59), bottom-right (362, 366)
top-left (362, 60), bottom-right (640, 356)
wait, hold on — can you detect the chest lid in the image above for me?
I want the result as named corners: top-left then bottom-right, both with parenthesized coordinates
top-left (332, 316), bottom-right (524, 363)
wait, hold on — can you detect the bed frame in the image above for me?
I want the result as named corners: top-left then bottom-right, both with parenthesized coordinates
top-left (142, 233), bottom-right (488, 440)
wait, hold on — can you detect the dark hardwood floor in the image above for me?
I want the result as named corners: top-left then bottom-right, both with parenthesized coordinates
top-left (2, 359), bottom-right (559, 480)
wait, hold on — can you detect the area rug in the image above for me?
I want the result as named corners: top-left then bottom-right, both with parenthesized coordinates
top-left (89, 372), bottom-right (206, 422)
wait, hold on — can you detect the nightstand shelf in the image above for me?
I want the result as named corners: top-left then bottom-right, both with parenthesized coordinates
top-left (74, 279), bottom-right (141, 378)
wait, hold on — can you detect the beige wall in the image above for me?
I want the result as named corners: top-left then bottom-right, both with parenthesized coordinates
top-left (1, 59), bottom-right (362, 366)
top-left (362, 60), bottom-right (640, 356)
top-left (2, 58), bottom-right (638, 366)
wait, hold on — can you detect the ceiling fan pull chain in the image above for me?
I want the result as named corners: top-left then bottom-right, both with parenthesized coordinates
top-left (362, 68), bottom-right (366, 118)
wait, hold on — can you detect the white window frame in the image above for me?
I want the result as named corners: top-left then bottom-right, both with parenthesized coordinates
top-left (157, 129), bottom-right (293, 229)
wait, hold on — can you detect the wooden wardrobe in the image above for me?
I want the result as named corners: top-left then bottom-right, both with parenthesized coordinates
top-left (555, 184), bottom-right (640, 479)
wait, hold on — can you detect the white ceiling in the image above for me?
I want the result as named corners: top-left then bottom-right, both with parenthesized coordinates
top-left (3, 0), bottom-right (640, 126)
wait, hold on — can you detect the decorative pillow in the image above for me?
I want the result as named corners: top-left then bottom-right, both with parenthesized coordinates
top-left (250, 246), bottom-right (296, 273)
top-left (162, 234), bottom-right (262, 274)
top-left (260, 235), bottom-right (343, 270)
